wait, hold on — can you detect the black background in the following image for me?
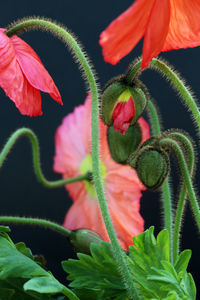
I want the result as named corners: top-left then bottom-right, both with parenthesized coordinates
top-left (0, 0), bottom-right (199, 296)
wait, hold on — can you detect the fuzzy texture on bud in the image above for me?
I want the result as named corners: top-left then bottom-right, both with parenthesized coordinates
top-left (108, 122), bottom-right (141, 164)
top-left (129, 146), bottom-right (169, 191)
top-left (100, 79), bottom-right (147, 134)
top-left (69, 229), bottom-right (103, 255)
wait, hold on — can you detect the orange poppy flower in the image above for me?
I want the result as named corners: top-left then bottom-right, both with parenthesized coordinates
top-left (100, 0), bottom-right (200, 69)
top-left (53, 94), bottom-right (150, 250)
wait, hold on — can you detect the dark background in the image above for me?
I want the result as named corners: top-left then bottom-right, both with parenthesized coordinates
top-left (0, 0), bottom-right (199, 296)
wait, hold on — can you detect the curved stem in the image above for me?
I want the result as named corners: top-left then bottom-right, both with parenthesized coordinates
top-left (127, 58), bottom-right (200, 130)
top-left (147, 100), bottom-right (173, 263)
top-left (160, 138), bottom-right (200, 232)
top-left (0, 128), bottom-right (91, 188)
top-left (6, 18), bottom-right (139, 299)
top-left (0, 216), bottom-right (71, 238)
top-left (167, 132), bottom-right (194, 263)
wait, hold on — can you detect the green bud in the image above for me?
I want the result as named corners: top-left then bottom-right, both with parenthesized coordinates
top-left (107, 123), bottom-right (142, 164)
top-left (69, 229), bottom-right (102, 255)
top-left (100, 79), bottom-right (147, 128)
top-left (129, 147), bottom-right (169, 190)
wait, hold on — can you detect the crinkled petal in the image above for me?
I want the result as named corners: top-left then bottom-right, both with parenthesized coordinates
top-left (163, 0), bottom-right (200, 51)
top-left (106, 189), bottom-right (144, 250)
top-left (0, 30), bottom-right (42, 116)
top-left (54, 94), bottom-right (92, 200)
top-left (11, 34), bottom-right (62, 105)
top-left (63, 195), bottom-right (107, 240)
top-left (106, 165), bottom-right (145, 250)
top-left (99, 0), bottom-right (155, 65)
top-left (112, 97), bottom-right (135, 134)
top-left (142, 0), bottom-right (170, 68)
top-left (54, 95), bottom-right (150, 249)
top-left (54, 103), bottom-right (90, 175)
top-left (137, 117), bottom-right (150, 144)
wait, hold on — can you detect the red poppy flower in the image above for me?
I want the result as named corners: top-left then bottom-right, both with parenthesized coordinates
top-left (112, 96), bottom-right (135, 134)
top-left (100, 0), bottom-right (200, 69)
top-left (53, 94), bottom-right (150, 250)
top-left (0, 28), bottom-right (62, 116)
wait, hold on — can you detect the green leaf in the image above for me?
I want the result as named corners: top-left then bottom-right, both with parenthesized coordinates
top-left (0, 232), bottom-right (79, 300)
top-left (62, 241), bottom-right (128, 299)
top-left (63, 227), bottom-right (196, 300)
top-left (0, 226), bottom-right (10, 233)
top-left (128, 226), bottom-right (196, 300)
top-left (72, 288), bottom-right (105, 300)
top-left (174, 250), bottom-right (192, 274)
top-left (15, 242), bottom-right (34, 260)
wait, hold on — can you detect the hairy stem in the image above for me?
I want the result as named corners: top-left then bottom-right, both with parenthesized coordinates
top-left (167, 132), bottom-right (194, 263)
top-left (0, 128), bottom-right (91, 188)
top-left (6, 18), bottom-right (139, 299)
top-left (147, 100), bottom-right (173, 263)
top-left (127, 57), bottom-right (200, 130)
top-left (160, 138), bottom-right (200, 232)
top-left (0, 216), bottom-right (71, 238)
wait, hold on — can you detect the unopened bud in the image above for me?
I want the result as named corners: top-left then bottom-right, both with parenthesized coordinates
top-left (107, 123), bottom-right (142, 164)
top-left (69, 229), bottom-right (102, 255)
top-left (100, 79), bottom-right (147, 134)
top-left (129, 147), bottom-right (169, 190)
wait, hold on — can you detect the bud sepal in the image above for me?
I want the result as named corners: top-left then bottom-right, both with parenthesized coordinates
top-left (129, 143), bottom-right (170, 191)
top-left (100, 78), bottom-right (147, 134)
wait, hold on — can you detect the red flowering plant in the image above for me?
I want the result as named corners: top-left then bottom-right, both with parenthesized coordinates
top-left (0, 1), bottom-right (200, 299)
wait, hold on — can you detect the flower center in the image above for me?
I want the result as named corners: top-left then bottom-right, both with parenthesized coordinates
top-left (80, 154), bottom-right (107, 198)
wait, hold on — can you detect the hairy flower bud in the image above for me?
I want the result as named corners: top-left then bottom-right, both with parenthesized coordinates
top-left (100, 79), bottom-right (147, 134)
top-left (129, 147), bottom-right (169, 190)
top-left (69, 229), bottom-right (102, 255)
top-left (107, 123), bottom-right (142, 164)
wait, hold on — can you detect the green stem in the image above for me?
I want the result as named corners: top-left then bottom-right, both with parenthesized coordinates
top-left (167, 132), bottom-right (194, 263)
top-left (160, 138), bottom-right (200, 232)
top-left (127, 58), bottom-right (200, 130)
top-left (147, 100), bottom-right (173, 263)
top-left (0, 216), bottom-right (71, 238)
top-left (6, 18), bottom-right (139, 299)
top-left (0, 128), bottom-right (91, 188)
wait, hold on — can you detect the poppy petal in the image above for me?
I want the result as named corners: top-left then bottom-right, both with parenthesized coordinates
top-left (11, 35), bottom-right (62, 105)
top-left (54, 96), bottom-right (150, 250)
top-left (107, 190), bottom-right (144, 250)
top-left (142, 0), bottom-right (170, 68)
top-left (0, 31), bottom-right (42, 116)
top-left (99, 0), bottom-right (155, 65)
top-left (137, 117), bottom-right (150, 144)
top-left (163, 0), bottom-right (200, 51)
top-left (63, 195), bottom-right (109, 242)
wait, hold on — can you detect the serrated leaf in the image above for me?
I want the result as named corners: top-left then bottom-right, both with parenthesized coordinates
top-left (174, 250), bottom-right (192, 274)
top-left (63, 227), bottom-right (196, 300)
top-left (62, 241), bottom-right (127, 299)
top-left (128, 227), bottom-right (196, 300)
top-left (15, 242), bottom-right (34, 260)
top-left (72, 288), bottom-right (105, 300)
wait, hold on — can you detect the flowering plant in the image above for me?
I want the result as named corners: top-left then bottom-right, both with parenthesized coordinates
top-left (0, 1), bottom-right (200, 299)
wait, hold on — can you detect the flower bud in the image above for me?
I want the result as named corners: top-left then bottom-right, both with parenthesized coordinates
top-left (100, 80), bottom-right (147, 134)
top-left (107, 123), bottom-right (142, 164)
top-left (129, 147), bottom-right (169, 190)
top-left (69, 229), bottom-right (102, 255)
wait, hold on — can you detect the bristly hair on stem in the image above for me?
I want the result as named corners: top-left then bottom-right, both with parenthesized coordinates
top-left (6, 16), bottom-right (100, 95)
top-left (6, 17), bottom-right (139, 299)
